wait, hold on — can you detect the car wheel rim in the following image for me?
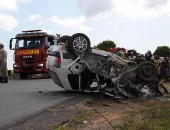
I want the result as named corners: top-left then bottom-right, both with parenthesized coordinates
top-left (73, 36), bottom-right (88, 53)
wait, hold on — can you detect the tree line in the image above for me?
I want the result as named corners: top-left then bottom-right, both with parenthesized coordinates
top-left (95, 40), bottom-right (170, 57)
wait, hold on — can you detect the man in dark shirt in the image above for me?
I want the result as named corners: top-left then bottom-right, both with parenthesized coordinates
top-left (145, 50), bottom-right (152, 61)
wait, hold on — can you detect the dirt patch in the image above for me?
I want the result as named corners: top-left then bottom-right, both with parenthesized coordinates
top-left (68, 98), bottom-right (144, 130)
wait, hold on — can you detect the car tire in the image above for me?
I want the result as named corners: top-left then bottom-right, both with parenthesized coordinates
top-left (138, 61), bottom-right (157, 81)
top-left (68, 33), bottom-right (91, 56)
top-left (57, 35), bottom-right (70, 45)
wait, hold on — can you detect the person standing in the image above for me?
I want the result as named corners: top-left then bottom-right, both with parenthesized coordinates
top-left (145, 50), bottom-right (153, 61)
top-left (0, 43), bottom-right (8, 83)
top-left (165, 57), bottom-right (170, 81)
top-left (128, 52), bottom-right (136, 61)
top-left (154, 55), bottom-right (161, 80)
top-left (160, 58), bottom-right (167, 82)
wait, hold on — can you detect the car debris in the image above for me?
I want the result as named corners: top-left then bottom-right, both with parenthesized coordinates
top-left (46, 33), bottom-right (169, 99)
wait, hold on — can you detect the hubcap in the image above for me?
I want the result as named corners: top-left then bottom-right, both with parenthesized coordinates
top-left (73, 36), bottom-right (88, 53)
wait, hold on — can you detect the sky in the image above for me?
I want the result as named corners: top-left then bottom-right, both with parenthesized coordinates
top-left (0, 0), bottom-right (170, 70)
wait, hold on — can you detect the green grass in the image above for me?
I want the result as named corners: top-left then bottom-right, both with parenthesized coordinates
top-left (55, 126), bottom-right (74, 130)
top-left (85, 99), bottom-right (99, 107)
top-left (114, 98), bottom-right (170, 130)
top-left (70, 110), bottom-right (91, 125)
top-left (55, 110), bottom-right (91, 130)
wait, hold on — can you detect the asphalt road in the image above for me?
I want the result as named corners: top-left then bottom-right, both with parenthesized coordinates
top-left (0, 78), bottom-right (79, 130)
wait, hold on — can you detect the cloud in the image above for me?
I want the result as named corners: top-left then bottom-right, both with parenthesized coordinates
top-left (0, 0), bottom-right (32, 32)
top-left (28, 14), bottom-right (42, 21)
top-left (0, 0), bottom-right (17, 12)
top-left (77, 0), bottom-right (113, 18)
top-left (50, 16), bottom-right (92, 32)
top-left (0, 14), bottom-right (19, 32)
top-left (51, 16), bottom-right (86, 27)
top-left (0, 0), bottom-right (33, 12)
top-left (144, 0), bottom-right (168, 8)
top-left (77, 0), bottom-right (170, 20)
top-left (112, 0), bottom-right (170, 20)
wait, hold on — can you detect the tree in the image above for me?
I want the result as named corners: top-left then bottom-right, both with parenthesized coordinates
top-left (154, 46), bottom-right (170, 57)
top-left (95, 40), bottom-right (116, 51)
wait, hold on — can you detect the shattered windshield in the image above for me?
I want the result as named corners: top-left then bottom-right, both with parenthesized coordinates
top-left (15, 37), bottom-right (44, 49)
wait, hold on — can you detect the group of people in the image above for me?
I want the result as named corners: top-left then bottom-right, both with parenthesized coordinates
top-left (118, 49), bottom-right (170, 82)
top-left (0, 43), bottom-right (8, 83)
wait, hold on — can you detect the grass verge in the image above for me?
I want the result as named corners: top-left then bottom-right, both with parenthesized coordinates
top-left (55, 109), bottom-right (91, 130)
top-left (114, 98), bottom-right (170, 130)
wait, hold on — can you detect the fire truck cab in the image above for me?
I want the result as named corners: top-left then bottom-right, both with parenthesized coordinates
top-left (9, 30), bottom-right (58, 79)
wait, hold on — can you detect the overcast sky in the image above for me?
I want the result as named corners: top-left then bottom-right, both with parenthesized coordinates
top-left (0, 0), bottom-right (170, 69)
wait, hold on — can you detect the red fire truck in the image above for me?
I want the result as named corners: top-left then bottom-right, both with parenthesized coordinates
top-left (9, 30), bottom-right (58, 79)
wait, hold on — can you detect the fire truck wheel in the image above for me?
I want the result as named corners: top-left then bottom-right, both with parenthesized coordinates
top-left (20, 73), bottom-right (28, 79)
top-left (57, 35), bottom-right (70, 45)
top-left (138, 61), bottom-right (157, 81)
top-left (69, 33), bottom-right (91, 56)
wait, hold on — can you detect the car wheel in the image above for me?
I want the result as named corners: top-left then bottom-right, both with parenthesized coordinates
top-left (138, 61), bottom-right (157, 81)
top-left (57, 35), bottom-right (70, 45)
top-left (69, 33), bottom-right (91, 56)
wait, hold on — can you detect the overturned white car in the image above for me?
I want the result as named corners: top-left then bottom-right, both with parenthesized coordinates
top-left (46, 33), bottom-right (168, 99)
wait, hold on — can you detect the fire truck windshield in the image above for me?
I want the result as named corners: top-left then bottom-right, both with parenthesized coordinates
top-left (15, 37), bottom-right (44, 49)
